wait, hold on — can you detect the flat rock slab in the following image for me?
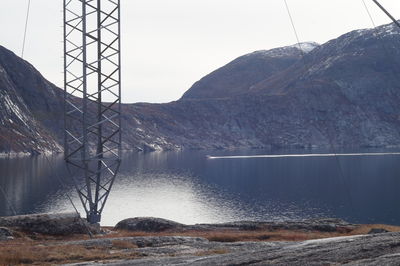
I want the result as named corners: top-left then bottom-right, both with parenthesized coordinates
top-left (0, 213), bottom-right (94, 235)
top-left (114, 217), bottom-right (356, 233)
top-left (62, 232), bottom-right (400, 265)
top-left (63, 236), bottom-right (209, 249)
top-left (190, 218), bottom-right (355, 232)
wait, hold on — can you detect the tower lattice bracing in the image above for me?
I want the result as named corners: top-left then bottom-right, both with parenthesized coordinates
top-left (63, 0), bottom-right (121, 224)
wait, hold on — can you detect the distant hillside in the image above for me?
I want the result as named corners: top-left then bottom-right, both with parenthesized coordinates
top-left (1, 22), bottom-right (400, 154)
top-left (181, 42), bottom-right (319, 100)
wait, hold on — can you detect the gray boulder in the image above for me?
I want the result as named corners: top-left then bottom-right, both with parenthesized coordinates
top-left (0, 227), bottom-right (13, 241)
top-left (0, 212), bottom-right (95, 235)
top-left (368, 228), bottom-right (390, 234)
top-left (115, 217), bottom-right (185, 232)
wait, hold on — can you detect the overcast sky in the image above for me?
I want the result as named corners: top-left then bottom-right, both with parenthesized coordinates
top-left (0, 0), bottom-right (399, 103)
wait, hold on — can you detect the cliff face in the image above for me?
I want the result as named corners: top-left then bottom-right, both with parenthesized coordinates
top-left (0, 46), bottom-right (62, 155)
top-left (1, 22), bottom-right (400, 154)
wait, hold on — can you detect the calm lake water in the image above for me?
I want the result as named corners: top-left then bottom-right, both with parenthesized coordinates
top-left (1, 149), bottom-right (400, 226)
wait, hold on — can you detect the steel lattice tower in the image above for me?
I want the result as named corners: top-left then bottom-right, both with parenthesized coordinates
top-left (63, 0), bottom-right (121, 224)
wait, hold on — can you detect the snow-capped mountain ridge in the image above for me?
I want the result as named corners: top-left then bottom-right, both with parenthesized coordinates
top-left (2, 21), bottom-right (400, 154)
top-left (249, 42), bottom-right (319, 59)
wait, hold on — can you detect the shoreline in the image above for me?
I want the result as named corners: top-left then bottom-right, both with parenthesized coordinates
top-left (3, 147), bottom-right (400, 162)
top-left (1, 213), bottom-right (400, 265)
top-left (3, 143), bottom-right (400, 158)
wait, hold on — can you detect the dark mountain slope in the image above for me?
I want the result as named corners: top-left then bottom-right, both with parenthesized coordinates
top-left (0, 46), bottom-right (62, 155)
top-left (253, 24), bottom-right (400, 101)
top-left (181, 42), bottom-right (319, 100)
top-left (246, 23), bottom-right (400, 147)
top-left (125, 23), bottom-right (400, 150)
top-left (2, 22), bottom-right (400, 154)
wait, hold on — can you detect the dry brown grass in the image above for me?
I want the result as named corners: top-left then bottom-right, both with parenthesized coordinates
top-left (177, 230), bottom-right (341, 242)
top-left (104, 229), bottom-right (339, 242)
top-left (198, 224), bottom-right (400, 242)
top-left (194, 249), bottom-right (229, 256)
top-left (111, 240), bottom-right (139, 249)
top-left (103, 224), bottom-right (400, 243)
top-left (350, 224), bottom-right (400, 235)
top-left (101, 230), bottom-right (335, 242)
top-left (0, 240), bottom-right (141, 266)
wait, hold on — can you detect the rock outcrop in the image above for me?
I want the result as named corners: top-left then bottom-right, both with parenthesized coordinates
top-left (0, 227), bottom-right (13, 241)
top-left (113, 217), bottom-right (356, 233)
top-left (190, 218), bottom-right (356, 232)
top-left (0, 212), bottom-right (93, 235)
top-left (60, 232), bottom-right (400, 265)
top-left (115, 217), bottom-right (185, 232)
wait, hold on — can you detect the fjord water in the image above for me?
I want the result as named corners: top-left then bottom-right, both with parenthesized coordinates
top-left (1, 149), bottom-right (400, 226)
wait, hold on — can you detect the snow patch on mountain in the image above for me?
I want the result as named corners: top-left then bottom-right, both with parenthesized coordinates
top-left (249, 42), bottom-right (319, 58)
top-left (375, 22), bottom-right (400, 37)
top-left (2, 92), bottom-right (30, 128)
top-left (296, 42), bottom-right (320, 53)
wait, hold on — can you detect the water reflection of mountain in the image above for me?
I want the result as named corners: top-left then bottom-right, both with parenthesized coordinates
top-left (1, 150), bottom-right (400, 226)
top-left (0, 156), bottom-right (66, 215)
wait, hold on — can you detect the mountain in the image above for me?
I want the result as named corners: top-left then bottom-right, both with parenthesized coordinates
top-left (181, 42), bottom-right (319, 100)
top-left (0, 46), bottom-right (62, 155)
top-left (1, 22), bottom-right (400, 155)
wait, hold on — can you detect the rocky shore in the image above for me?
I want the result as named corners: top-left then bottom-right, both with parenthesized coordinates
top-left (1, 213), bottom-right (400, 265)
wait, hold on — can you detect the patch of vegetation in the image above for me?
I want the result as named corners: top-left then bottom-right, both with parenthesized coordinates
top-left (195, 249), bottom-right (229, 256)
top-left (0, 241), bottom-right (141, 265)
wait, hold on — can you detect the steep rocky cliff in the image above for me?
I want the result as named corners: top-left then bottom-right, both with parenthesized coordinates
top-left (1, 22), bottom-right (400, 154)
top-left (0, 46), bottom-right (62, 155)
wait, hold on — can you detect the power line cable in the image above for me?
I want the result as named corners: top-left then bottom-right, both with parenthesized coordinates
top-left (0, 183), bottom-right (17, 216)
top-left (283, 0), bottom-right (305, 57)
top-left (362, 0), bottom-right (377, 27)
top-left (282, 0), bottom-right (356, 217)
top-left (356, 1), bottom-right (400, 224)
top-left (372, 0), bottom-right (400, 28)
top-left (21, 0), bottom-right (31, 58)
top-left (361, 0), bottom-right (400, 115)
